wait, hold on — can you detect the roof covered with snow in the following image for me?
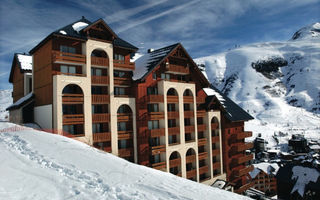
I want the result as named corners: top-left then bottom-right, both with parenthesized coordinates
top-left (9, 53), bottom-right (32, 83)
top-left (249, 162), bottom-right (279, 179)
top-left (6, 92), bottom-right (34, 111)
top-left (133, 43), bottom-right (180, 80)
top-left (29, 17), bottom-right (138, 54)
top-left (203, 86), bottom-right (254, 122)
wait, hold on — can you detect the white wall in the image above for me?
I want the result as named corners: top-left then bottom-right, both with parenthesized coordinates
top-left (34, 104), bottom-right (52, 130)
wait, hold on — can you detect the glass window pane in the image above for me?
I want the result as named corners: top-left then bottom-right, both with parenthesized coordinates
top-left (61, 65), bottom-right (68, 73)
top-left (69, 66), bottom-right (76, 74)
top-left (96, 69), bottom-right (102, 76)
top-left (148, 121), bottom-right (153, 130)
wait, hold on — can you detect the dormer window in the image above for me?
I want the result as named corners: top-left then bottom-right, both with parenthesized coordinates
top-left (114, 53), bottom-right (124, 61)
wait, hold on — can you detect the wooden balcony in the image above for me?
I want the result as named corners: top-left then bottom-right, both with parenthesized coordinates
top-left (186, 155), bottom-right (196, 163)
top-left (185, 125), bottom-right (195, 133)
top-left (144, 95), bottom-right (164, 103)
top-left (113, 60), bottom-right (135, 70)
top-left (169, 158), bottom-right (181, 167)
top-left (212, 162), bottom-right (221, 170)
top-left (62, 94), bottom-right (83, 104)
top-left (52, 71), bottom-right (85, 77)
top-left (168, 127), bottom-right (180, 135)
top-left (92, 95), bottom-right (109, 104)
top-left (199, 165), bottom-right (209, 174)
top-left (211, 122), bottom-right (219, 130)
top-left (197, 124), bottom-right (206, 132)
top-left (183, 96), bottom-right (193, 103)
top-left (198, 138), bottom-right (207, 146)
top-left (91, 56), bottom-right (109, 66)
top-left (63, 114), bottom-right (84, 124)
top-left (91, 76), bottom-right (109, 85)
top-left (233, 154), bottom-right (253, 165)
top-left (151, 145), bottom-right (166, 155)
top-left (117, 113), bottom-right (132, 122)
top-left (184, 110), bottom-right (194, 118)
top-left (52, 50), bottom-right (86, 64)
top-left (114, 77), bottom-right (132, 85)
top-left (166, 64), bottom-right (189, 74)
top-left (186, 169), bottom-right (197, 179)
top-left (233, 165), bottom-right (254, 177)
top-left (212, 136), bottom-right (220, 143)
top-left (197, 110), bottom-right (206, 117)
top-left (152, 161), bottom-right (166, 170)
top-left (167, 95), bottom-right (178, 103)
top-left (118, 148), bottom-right (133, 157)
top-left (167, 111), bottom-right (179, 119)
top-left (236, 142), bottom-right (254, 152)
top-left (148, 112), bottom-right (164, 120)
top-left (149, 128), bottom-right (165, 138)
top-left (92, 113), bottom-right (110, 123)
top-left (103, 146), bottom-right (111, 153)
top-left (198, 152), bottom-right (208, 160)
top-left (196, 96), bottom-right (206, 104)
top-left (230, 131), bottom-right (253, 140)
top-left (212, 149), bottom-right (220, 156)
top-left (93, 132), bottom-right (111, 142)
top-left (235, 181), bottom-right (254, 193)
top-left (118, 130), bottom-right (133, 140)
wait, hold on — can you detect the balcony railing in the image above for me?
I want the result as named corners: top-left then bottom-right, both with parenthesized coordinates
top-left (52, 71), bottom-right (85, 77)
top-left (233, 165), bottom-right (254, 177)
top-left (114, 77), bottom-right (132, 85)
top-left (183, 96), bottom-right (193, 103)
top-left (168, 127), bottom-right (180, 135)
top-left (167, 95), bottom-right (178, 103)
top-left (63, 114), bottom-right (84, 124)
top-left (212, 136), bottom-right (220, 143)
top-left (152, 161), bottom-right (166, 170)
top-left (230, 131), bottom-right (253, 140)
top-left (118, 130), bottom-right (133, 140)
top-left (233, 154), bottom-right (253, 165)
top-left (211, 122), bottom-right (219, 130)
top-left (169, 158), bottom-right (181, 167)
top-left (197, 110), bottom-right (206, 117)
top-left (52, 50), bottom-right (86, 64)
top-left (212, 162), bottom-right (220, 170)
top-left (151, 145), bottom-right (166, 155)
top-left (117, 113), bottom-right (132, 122)
top-left (92, 95), bottom-right (109, 104)
top-left (186, 155), bottom-right (196, 163)
top-left (186, 169), bottom-right (197, 178)
top-left (185, 125), bottom-right (195, 133)
top-left (148, 112), bottom-right (164, 120)
top-left (91, 56), bottom-right (109, 66)
top-left (93, 132), bottom-right (111, 142)
top-left (167, 111), bottom-right (179, 119)
top-left (144, 95), bottom-right (164, 103)
top-left (197, 124), bottom-right (206, 132)
top-left (184, 110), bottom-right (194, 118)
top-left (199, 165), bottom-right (209, 174)
top-left (236, 142), bottom-right (254, 152)
top-left (118, 148), bottom-right (133, 157)
top-left (198, 152), bottom-right (208, 160)
top-left (212, 149), bottom-right (220, 156)
top-left (62, 94), bottom-right (83, 104)
top-left (92, 113), bottom-right (110, 123)
top-left (149, 128), bottom-right (165, 138)
top-left (234, 181), bottom-right (254, 194)
top-left (91, 76), bottom-right (109, 85)
top-left (166, 64), bottom-right (189, 74)
top-left (198, 138), bottom-right (207, 146)
top-left (113, 60), bottom-right (135, 70)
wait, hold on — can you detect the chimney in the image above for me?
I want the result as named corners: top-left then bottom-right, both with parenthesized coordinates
top-left (147, 48), bottom-right (154, 53)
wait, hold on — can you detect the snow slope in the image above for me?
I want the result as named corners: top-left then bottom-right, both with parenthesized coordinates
top-left (0, 89), bottom-right (12, 121)
top-left (195, 23), bottom-right (320, 149)
top-left (0, 122), bottom-right (249, 200)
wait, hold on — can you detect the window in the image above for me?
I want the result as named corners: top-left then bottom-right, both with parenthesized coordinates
top-left (114, 53), bottom-right (125, 61)
top-left (63, 125), bottom-right (75, 134)
top-left (92, 123), bottom-right (102, 133)
top-left (149, 137), bottom-right (160, 147)
top-left (61, 65), bottom-right (76, 74)
top-left (184, 104), bottom-right (190, 111)
top-left (147, 104), bottom-right (159, 112)
top-left (118, 140), bottom-right (127, 149)
top-left (148, 120), bottom-right (159, 130)
top-left (117, 122), bottom-right (127, 131)
top-left (147, 87), bottom-right (158, 95)
top-left (152, 73), bottom-right (157, 80)
top-left (151, 154), bottom-right (160, 164)
top-left (63, 105), bottom-right (79, 114)
top-left (92, 105), bottom-right (108, 114)
top-left (60, 45), bottom-right (76, 54)
top-left (91, 68), bottom-right (102, 76)
top-left (92, 86), bottom-right (108, 94)
top-left (169, 135), bottom-right (177, 144)
top-left (167, 104), bottom-right (175, 111)
top-left (114, 87), bottom-right (125, 95)
top-left (168, 119), bottom-right (176, 128)
top-left (114, 70), bottom-right (126, 78)
top-left (161, 73), bottom-right (170, 80)
top-left (184, 118), bottom-right (191, 126)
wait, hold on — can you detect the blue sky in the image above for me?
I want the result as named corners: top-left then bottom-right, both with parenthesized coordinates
top-left (0, 0), bottom-right (319, 89)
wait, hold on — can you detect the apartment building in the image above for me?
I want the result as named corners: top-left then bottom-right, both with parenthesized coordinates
top-left (7, 17), bottom-right (254, 193)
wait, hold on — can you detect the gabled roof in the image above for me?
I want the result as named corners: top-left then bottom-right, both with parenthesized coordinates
top-left (29, 16), bottom-right (137, 54)
top-left (6, 92), bottom-right (34, 111)
top-left (9, 53), bottom-right (32, 83)
top-left (202, 86), bottom-right (254, 122)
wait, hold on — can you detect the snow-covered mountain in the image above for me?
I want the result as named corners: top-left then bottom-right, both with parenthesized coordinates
top-left (0, 122), bottom-right (248, 200)
top-left (195, 22), bottom-right (320, 150)
top-left (0, 89), bottom-right (12, 121)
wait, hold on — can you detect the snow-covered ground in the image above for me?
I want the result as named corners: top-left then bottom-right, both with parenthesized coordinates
top-left (0, 89), bottom-right (12, 121)
top-left (195, 23), bottom-right (320, 150)
top-left (0, 122), bottom-right (249, 200)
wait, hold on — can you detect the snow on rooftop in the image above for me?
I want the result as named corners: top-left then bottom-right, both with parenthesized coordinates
top-left (17, 54), bottom-right (32, 70)
top-left (133, 53), bottom-right (150, 80)
top-left (6, 92), bottom-right (33, 110)
top-left (59, 30), bottom-right (67, 35)
top-left (0, 122), bottom-right (249, 200)
top-left (249, 162), bottom-right (279, 179)
top-left (291, 166), bottom-right (320, 197)
top-left (72, 22), bottom-right (89, 32)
